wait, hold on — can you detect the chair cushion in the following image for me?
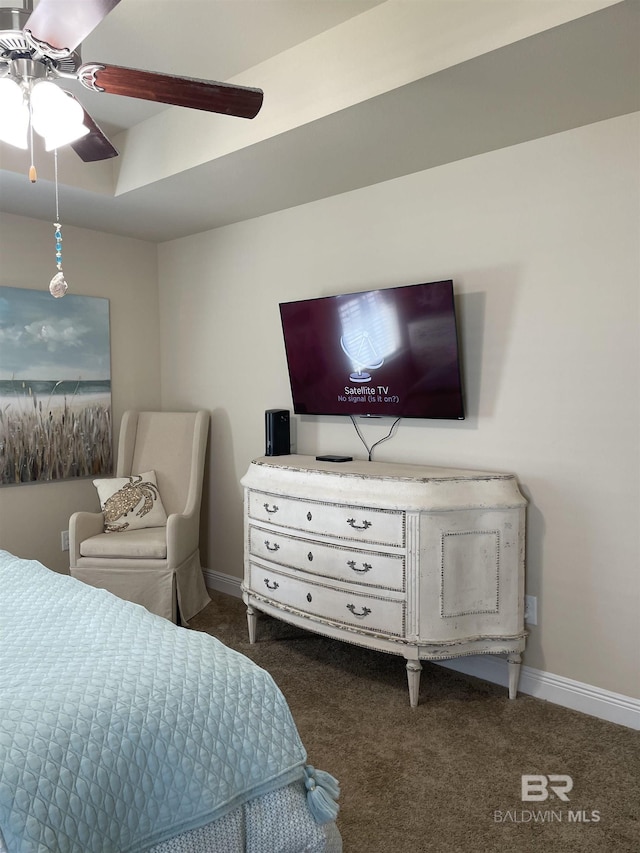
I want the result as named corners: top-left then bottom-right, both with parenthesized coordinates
top-left (80, 527), bottom-right (168, 559)
top-left (93, 471), bottom-right (168, 533)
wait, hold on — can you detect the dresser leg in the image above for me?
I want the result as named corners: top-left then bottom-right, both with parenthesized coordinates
top-left (507, 653), bottom-right (522, 699)
top-left (247, 605), bottom-right (257, 644)
top-left (406, 658), bottom-right (422, 708)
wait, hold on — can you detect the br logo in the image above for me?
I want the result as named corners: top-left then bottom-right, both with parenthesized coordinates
top-left (521, 775), bottom-right (573, 802)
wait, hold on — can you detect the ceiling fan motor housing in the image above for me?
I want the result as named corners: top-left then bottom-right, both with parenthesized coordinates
top-left (0, 6), bottom-right (31, 55)
top-left (0, 6), bottom-right (81, 75)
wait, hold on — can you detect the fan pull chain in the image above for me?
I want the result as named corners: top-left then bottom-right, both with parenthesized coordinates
top-left (49, 149), bottom-right (68, 298)
top-left (28, 101), bottom-right (37, 183)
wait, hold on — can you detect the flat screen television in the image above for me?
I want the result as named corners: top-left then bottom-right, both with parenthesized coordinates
top-left (279, 279), bottom-right (465, 420)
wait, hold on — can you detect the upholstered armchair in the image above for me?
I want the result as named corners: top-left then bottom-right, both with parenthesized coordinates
top-left (69, 410), bottom-right (211, 624)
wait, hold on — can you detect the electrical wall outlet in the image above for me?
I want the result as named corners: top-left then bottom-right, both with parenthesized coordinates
top-left (524, 594), bottom-right (538, 626)
top-left (61, 530), bottom-right (69, 552)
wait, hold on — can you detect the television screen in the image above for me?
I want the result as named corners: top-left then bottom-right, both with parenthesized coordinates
top-left (279, 279), bottom-right (465, 419)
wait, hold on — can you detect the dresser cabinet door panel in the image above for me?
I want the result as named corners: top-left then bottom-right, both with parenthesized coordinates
top-left (247, 490), bottom-right (405, 546)
top-left (248, 563), bottom-right (406, 636)
top-left (418, 508), bottom-right (525, 641)
top-left (249, 525), bottom-right (406, 591)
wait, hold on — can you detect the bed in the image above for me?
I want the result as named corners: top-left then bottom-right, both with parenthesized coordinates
top-left (0, 550), bottom-right (342, 853)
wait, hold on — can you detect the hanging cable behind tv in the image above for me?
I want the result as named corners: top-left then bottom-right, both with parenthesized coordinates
top-left (350, 415), bottom-right (402, 461)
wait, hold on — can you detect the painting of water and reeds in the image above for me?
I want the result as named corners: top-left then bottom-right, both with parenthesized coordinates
top-left (0, 286), bottom-right (112, 485)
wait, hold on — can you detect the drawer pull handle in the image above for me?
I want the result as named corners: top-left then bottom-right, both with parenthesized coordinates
top-left (264, 503), bottom-right (279, 515)
top-left (307, 552), bottom-right (314, 561)
top-left (346, 518), bottom-right (372, 531)
top-left (346, 604), bottom-right (372, 619)
top-left (347, 560), bottom-right (372, 574)
top-left (307, 512), bottom-right (313, 521)
top-left (306, 593), bottom-right (313, 603)
top-left (264, 579), bottom-right (279, 591)
top-left (264, 540), bottom-right (280, 552)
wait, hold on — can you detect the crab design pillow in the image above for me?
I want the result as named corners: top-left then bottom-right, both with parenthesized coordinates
top-left (93, 471), bottom-right (168, 533)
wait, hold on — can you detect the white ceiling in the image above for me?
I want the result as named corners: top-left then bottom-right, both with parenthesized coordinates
top-left (67, 0), bottom-right (388, 132)
top-left (0, 0), bottom-right (637, 242)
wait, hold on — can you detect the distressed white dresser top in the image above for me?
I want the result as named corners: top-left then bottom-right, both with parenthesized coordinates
top-left (243, 455), bottom-right (527, 512)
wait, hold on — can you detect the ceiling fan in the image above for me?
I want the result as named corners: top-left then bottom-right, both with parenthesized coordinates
top-left (0, 0), bottom-right (264, 162)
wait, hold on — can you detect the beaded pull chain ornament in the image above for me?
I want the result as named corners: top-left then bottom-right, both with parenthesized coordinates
top-left (49, 149), bottom-right (68, 298)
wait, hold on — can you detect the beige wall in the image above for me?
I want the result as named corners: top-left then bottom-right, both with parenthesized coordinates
top-left (157, 114), bottom-right (639, 699)
top-left (0, 213), bottom-right (160, 573)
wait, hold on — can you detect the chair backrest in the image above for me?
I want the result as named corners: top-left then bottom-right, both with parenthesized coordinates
top-left (116, 411), bottom-right (210, 517)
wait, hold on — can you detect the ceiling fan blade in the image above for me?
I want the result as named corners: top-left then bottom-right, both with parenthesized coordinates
top-left (24, 0), bottom-right (122, 54)
top-left (78, 63), bottom-right (264, 119)
top-left (71, 107), bottom-right (118, 163)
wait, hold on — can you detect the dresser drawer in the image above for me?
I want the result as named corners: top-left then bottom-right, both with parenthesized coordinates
top-left (248, 563), bottom-right (406, 637)
top-left (247, 490), bottom-right (405, 546)
top-left (249, 525), bottom-right (405, 592)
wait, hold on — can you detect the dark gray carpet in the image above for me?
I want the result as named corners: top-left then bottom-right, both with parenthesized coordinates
top-left (190, 594), bottom-right (640, 853)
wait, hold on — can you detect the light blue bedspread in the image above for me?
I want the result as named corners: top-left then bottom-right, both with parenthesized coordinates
top-left (0, 551), bottom-right (320, 852)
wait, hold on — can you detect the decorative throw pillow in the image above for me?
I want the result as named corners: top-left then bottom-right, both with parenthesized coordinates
top-left (93, 470), bottom-right (168, 533)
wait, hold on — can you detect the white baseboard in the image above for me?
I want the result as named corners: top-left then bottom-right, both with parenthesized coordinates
top-left (203, 570), bottom-right (640, 731)
top-left (203, 568), bottom-right (243, 599)
top-left (435, 654), bottom-right (640, 730)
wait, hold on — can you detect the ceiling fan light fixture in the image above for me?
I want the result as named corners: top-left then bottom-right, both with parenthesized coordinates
top-left (0, 77), bottom-right (28, 148)
top-left (30, 80), bottom-right (89, 150)
top-left (42, 121), bottom-right (89, 151)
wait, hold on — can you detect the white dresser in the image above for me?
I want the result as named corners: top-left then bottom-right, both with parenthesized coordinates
top-left (241, 455), bottom-right (527, 706)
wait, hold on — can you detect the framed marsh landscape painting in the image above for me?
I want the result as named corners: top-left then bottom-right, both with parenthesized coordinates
top-left (0, 286), bottom-right (112, 485)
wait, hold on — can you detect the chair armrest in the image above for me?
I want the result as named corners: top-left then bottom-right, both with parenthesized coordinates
top-left (166, 510), bottom-right (200, 566)
top-left (69, 511), bottom-right (104, 566)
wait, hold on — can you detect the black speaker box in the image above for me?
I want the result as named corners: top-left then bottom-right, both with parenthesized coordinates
top-left (265, 409), bottom-right (290, 456)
